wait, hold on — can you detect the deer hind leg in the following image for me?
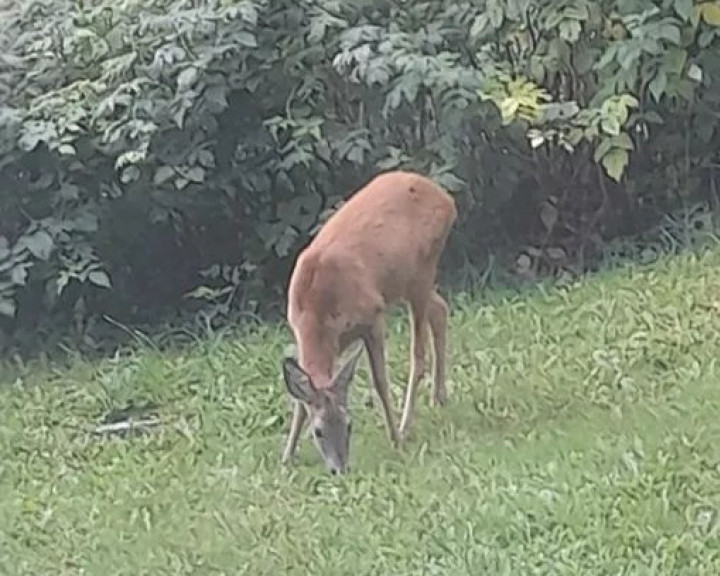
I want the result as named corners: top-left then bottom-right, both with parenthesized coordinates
top-left (363, 318), bottom-right (400, 448)
top-left (398, 300), bottom-right (430, 437)
top-left (427, 290), bottom-right (450, 407)
top-left (281, 401), bottom-right (307, 465)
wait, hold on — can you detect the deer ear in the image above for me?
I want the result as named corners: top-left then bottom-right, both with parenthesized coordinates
top-left (332, 342), bottom-right (364, 399)
top-left (282, 357), bottom-right (316, 403)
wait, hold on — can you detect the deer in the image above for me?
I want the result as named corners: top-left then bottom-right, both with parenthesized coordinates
top-left (280, 170), bottom-right (457, 475)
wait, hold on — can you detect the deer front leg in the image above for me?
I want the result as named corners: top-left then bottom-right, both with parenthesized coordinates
top-left (363, 320), bottom-right (400, 448)
top-left (281, 400), bottom-right (307, 464)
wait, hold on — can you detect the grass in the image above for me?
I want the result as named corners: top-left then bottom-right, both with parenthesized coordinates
top-left (2, 246), bottom-right (720, 575)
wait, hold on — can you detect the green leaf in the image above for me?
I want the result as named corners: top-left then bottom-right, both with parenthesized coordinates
top-left (197, 150), bottom-right (215, 168)
top-left (470, 14), bottom-right (490, 38)
top-left (674, 0), bottom-right (694, 20)
top-left (115, 149), bottom-right (147, 170)
top-left (434, 172), bottom-right (466, 193)
top-left (499, 98), bottom-right (520, 123)
top-left (347, 145), bottom-right (365, 165)
top-left (89, 270), bottom-right (112, 289)
top-left (71, 212), bottom-right (99, 233)
top-left (21, 230), bottom-right (54, 261)
top-left (617, 45), bottom-right (641, 70)
top-left (559, 20), bottom-right (582, 43)
top-left (659, 24), bottom-right (681, 45)
top-left (177, 67), bottom-right (198, 92)
top-left (274, 227), bottom-right (298, 257)
top-left (56, 272), bottom-right (70, 295)
top-left (699, 2), bottom-right (720, 26)
top-left (698, 30), bottom-right (717, 48)
top-left (665, 48), bottom-right (688, 75)
top-left (567, 127), bottom-right (585, 146)
top-left (309, 17), bottom-right (329, 43)
top-left (611, 133), bottom-right (635, 151)
top-left (595, 46), bottom-right (618, 70)
top-left (120, 165), bottom-right (140, 184)
top-left (687, 63), bottom-right (703, 82)
top-left (174, 106), bottom-right (187, 129)
top-left (564, 5), bottom-right (589, 20)
top-left (235, 31), bottom-right (258, 47)
top-left (203, 85), bottom-right (228, 114)
top-left (0, 298), bottom-right (16, 317)
top-left (602, 148), bottom-right (630, 182)
top-left (527, 130), bottom-right (545, 150)
top-left (187, 167), bottom-right (205, 183)
top-left (619, 94), bottom-right (640, 109)
top-left (154, 166), bottom-right (175, 185)
top-left (528, 57), bottom-right (545, 83)
top-left (11, 265), bottom-right (27, 286)
top-left (488, 1), bottom-right (504, 27)
top-left (593, 138), bottom-right (613, 163)
top-left (185, 285), bottom-right (222, 300)
top-left (18, 121), bottom-right (58, 152)
top-left (649, 70), bottom-right (667, 102)
top-left (600, 116), bottom-right (621, 136)
top-left (543, 101), bottom-right (579, 122)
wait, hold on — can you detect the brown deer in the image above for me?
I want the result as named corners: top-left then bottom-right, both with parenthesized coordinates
top-left (280, 170), bottom-right (457, 474)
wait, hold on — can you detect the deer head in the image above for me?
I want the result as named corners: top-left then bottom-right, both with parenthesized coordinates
top-left (282, 344), bottom-right (364, 475)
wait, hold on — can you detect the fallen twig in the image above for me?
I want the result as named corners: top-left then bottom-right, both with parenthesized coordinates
top-left (92, 418), bottom-right (162, 435)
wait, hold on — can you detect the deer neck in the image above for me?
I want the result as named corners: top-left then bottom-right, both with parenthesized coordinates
top-left (297, 336), bottom-right (336, 390)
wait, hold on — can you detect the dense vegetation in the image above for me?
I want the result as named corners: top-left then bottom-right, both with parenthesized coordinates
top-left (2, 0), bottom-right (720, 349)
top-left (2, 246), bottom-right (720, 573)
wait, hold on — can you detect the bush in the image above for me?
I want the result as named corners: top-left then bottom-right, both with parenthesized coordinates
top-left (1, 0), bottom-right (720, 346)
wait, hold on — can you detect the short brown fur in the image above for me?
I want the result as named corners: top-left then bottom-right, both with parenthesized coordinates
top-left (281, 170), bottom-right (457, 474)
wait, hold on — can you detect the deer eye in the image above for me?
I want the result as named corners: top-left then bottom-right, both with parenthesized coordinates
top-left (313, 428), bottom-right (323, 438)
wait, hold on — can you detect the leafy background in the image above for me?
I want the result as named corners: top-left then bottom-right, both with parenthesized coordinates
top-left (2, 0), bottom-right (720, 352)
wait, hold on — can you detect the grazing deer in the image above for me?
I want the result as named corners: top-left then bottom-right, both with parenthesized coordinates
top-left (281, 170), bottom-right (457, 474)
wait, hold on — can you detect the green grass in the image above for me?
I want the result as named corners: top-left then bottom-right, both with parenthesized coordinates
top-left (2, 247), bottom-right (720, 575)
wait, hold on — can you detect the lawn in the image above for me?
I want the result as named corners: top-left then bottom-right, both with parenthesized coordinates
top-left (2, 247), bottom-right (720, 575)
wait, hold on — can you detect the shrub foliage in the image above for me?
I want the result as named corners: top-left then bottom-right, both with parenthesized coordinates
top-left (1, 0), bottom-right (720, 341)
